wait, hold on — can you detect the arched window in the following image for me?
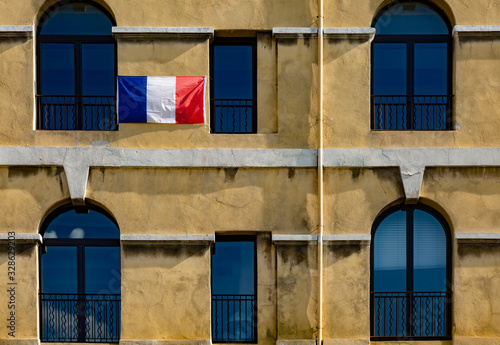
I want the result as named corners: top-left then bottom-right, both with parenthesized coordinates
top-left (37, 1), bottom-right (116, 130)
top-left (371, 204), bottom-right (451, 340)
top-left (371, 1), bottom-right (452, 130)
top-left (40, 205), bottom-right (120, 342)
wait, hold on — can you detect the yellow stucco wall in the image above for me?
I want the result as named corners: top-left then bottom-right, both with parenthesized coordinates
top-left (277, 245), bottom-right (318, 340)
top-left (121, 244), bottom-right (211, 340)
top-left (323, 243), bottom-right (370, 340)
top-left (1, 0), bottom-right (500, 344)
top-left (324, 168), bottom-right (404, 235)
top-left (86, 168), bottom-right (318, 235)
top-left (0, 244), bottom-right (39, 341)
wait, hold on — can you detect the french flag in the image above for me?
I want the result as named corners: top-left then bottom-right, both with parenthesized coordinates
top-left (117, 76), bottom-right (206, 124)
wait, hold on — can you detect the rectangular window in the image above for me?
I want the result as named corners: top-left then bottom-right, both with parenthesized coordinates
top-left (211, 237), bottom-right (257, 343)
top-left (211, 38), bottom-right (257, 134)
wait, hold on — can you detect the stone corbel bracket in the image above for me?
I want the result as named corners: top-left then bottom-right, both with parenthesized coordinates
top-left (400, 164), bottom-right (425, 204)
top-left (120, 234), bottom-right (215, 246)
top-left (272, 234), bottom-right (318, 245)
top-left (112, 26), bottom-right (214, 41)
top-left (323, 27), bottom-right (375, 41)
top-left (63, 150), bottom-right (91, 206)
top-left (0, 25), bottom-right (34, 38)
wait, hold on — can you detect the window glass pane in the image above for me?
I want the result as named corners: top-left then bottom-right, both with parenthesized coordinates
top-left (40, 3), bottom-right (112, 35)
top-left (85, 247), bottom-right (120, 294)
top-left (374, 210), bottom-right (406, 292)
top-left (414, 43), bottom-right (447, 95)
top-left (41, 43), bottom-right (75, 95)
top-left (42, 246), bottom-right (77, 293)
top-left (212, 241), bottom-right (254, 295)
top-left (82, 44), bottom-right (115, 96)
top-left (43, 209), bottom-right (119, 239)
top-left (413, 209), bottom-right (447, 291)
top-left (373, 43), bottom-right (406, 95)
top-left (214, 45), bottom-right (253, 100)
top-left (375, 3), bottom-right (449, 35)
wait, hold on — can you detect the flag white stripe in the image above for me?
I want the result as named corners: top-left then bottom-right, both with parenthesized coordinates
top-left (146, 76), bottom-right (176, 123)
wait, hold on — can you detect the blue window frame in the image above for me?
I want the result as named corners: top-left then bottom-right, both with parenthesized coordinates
top-left (39, 205), bottom-right (120, 343)
top-left (371, 1), bottom-right (452, 130)
top-left (211, 236), bottom-right (257, 343)
top-left (210, 38), bottom-right (257, 133)
top-left (371, 204), bottom-right (451, 340)
top-left (37, 1), bottom-right (116, 130)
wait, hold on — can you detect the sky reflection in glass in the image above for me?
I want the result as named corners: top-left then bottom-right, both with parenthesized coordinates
top-left (373, 207), bottom-right (448, 293)
top-left (40, 3), bottom-right (112, 36)
top-left (43, 209), bottom-right (119, 239)
top-left (213, 45), bottom-right (254, 100)
top-left (212, 241), bottom-right (255, 295)
top-left (375, 3), bottom-right (449, 35)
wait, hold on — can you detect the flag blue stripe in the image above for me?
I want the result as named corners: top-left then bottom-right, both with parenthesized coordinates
top-left (118, 76), bottom-right (147, 123)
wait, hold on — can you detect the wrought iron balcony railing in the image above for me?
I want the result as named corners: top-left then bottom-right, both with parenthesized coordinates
top-left (211, 99), bottom-right (256, 134)
top-left (212, 294), bottom-right (256, 343)
top-left (40, 293), bottom-right (120, 343)
top-left (372, 95), bottom-right (452, 130)
top-left (37, 95), bottom-right (117, 131)
top-left (371, 291), bottom-right (452, 340)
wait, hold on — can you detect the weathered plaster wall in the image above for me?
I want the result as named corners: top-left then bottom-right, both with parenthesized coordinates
top-left (1, 0), bottom-right (318, 29)
top-left (324, 168), bottom-right (404, 236)
top-left (87, 168), bottom-right (318, 235)
top-left (454, 36), bottom-right (500, 147)
top-left (455, 243), bottom-right (500, 339)
top-left (324, 0), bottom-right (500, 27)
top-left (3, 0), bottom-right (497, 29)
top-left (277, 244), bottom-right (317, 340)
top-left (0, 37), bottom-right (33, 145)
top-left (0, 244), bottom-right (38, 340)
top-left (276, 38), bottom-right (318, 148)
top-left (121, 244), bottom-right (211, 340)
top-left (257, 234), bottom-right (277, 345)
top-left (0, 167), bottom-right (69, 233)
top-left (421, 167), bottom-right (500, 233)
top-left (323, 243), bottom-right (370, 340)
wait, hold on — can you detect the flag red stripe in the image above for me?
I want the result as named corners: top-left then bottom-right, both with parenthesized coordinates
top-left (175, 76), bottom-right (205, 124)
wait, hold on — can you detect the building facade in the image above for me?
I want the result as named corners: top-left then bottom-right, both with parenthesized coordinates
top-left (1, 0), bottom-right (500, 345)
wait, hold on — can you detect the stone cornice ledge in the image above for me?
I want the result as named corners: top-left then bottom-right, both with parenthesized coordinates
top-left (324, 27), bottom-right (375, 40)
top-left (120, 340), bottom-right (210, 345)
top-left (0, 26), bottom-right (34, 37)
top-left (323, 234), bottom-right (371, 244)
top-left (272, 234), bottom-right (318, 245)
top-left (112, 27), bottom-right (214, 39)
top-left (273, 27), bottom-right (318, 38)
top-left (0, 233), bottom-right (42, 243)
top-left (121, 234), bottom-right (215, 245)
top-left (453, 25), bottom-right (500, 38)
top-left (455, 233), bottom-right (500, 243)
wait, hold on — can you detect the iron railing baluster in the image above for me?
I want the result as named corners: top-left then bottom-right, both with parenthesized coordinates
top-left (212, 294), bottom-right (256, 343)
top-left (211, 99), bottom-right (256, 134)
top-left (372, 95), bottom-right (452, 130)
top-left (36, 95), bottom-right (116, 131)
top-left (39, 293), bottom-right (120, 343)
top-left (371, 291), bottom-right (451, 340)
